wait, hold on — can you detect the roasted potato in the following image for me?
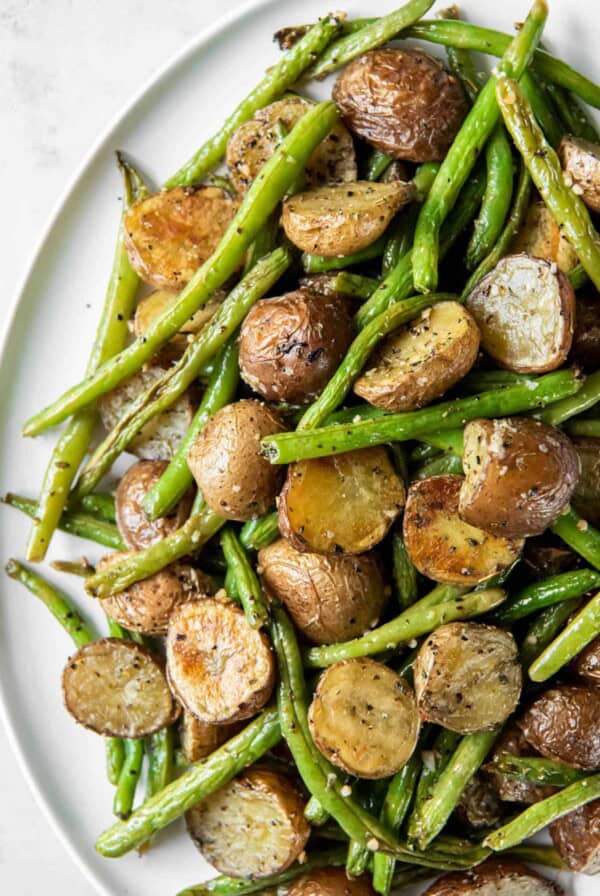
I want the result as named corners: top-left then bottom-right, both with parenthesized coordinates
top-left (455, 772), bottom-right (503, 831)
top-left (180, 711), bottom-right (241, 762)
top-left (62, 638), bottom-right (179, 738)
top-left (186, 767), bottom-right (310, 878)
top-left (308, 658), bottom-right (420, 778)
top-left (403, 475), bottom-right (523, 586)
top-left (278, 447), bottom-right (405, 555)
top-left (238, 289), bottom-right (355, 404)
top-left (459, 418), bottom-right (580, 538)
top-left (124, 185), bottom-right (238, 290)
top-left (414, 623), bottom-right (521, 734)
top-left (187, 400), bottom-right (286, 521)
top-left (559, 135), bottom-right (600, 213)
top-left (333, 49), bottom-right (467, 162)
top-left (572, 635), bottom-right (600, 686)
top-left (289, 868), bottom-right (376, 896)
top-left (484, 723), bottom-right (557, 805)
top-left (511, 201), bottom-right (578, 272)
top-left (115, 459), bottom-right (193, 550)
top-left (550, 798), bottom-right (600, 874)
top-left (518, 685), bottom-right (600, 770)
top-left (353, 301), bottom-right (480, 412)
top-left (166, 598), bottom-right (275, 724)
top-left (422, 859), bottom-right (563, 896)
top-left (258, 538), bottom-right (386, 645)
top-left (571, 295), bottom-right (600, 371)
top-left (465, 254), bottom-right (575, 373)
top-left (281, 181), bottom-right (415, 257)
top-left (133, 288), bottom-right (223, 340)
top-left (226, 96), bottom-right (357, 193)
top-left (572, 437), bottom-right (600, 527)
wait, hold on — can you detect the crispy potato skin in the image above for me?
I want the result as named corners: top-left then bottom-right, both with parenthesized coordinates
top-left (186, 767), bottom-right (310, 878)
top-left (550, 798), bottom-right (600, 874)
top-left (559, 135), bottom-right (600, 213)
top-left (572, 635), bottom-right (600, 686)
top-left (571, 295), bottom-right (600, 371)
top-left (188, 400), bottom-right (286, 521)
top-left (572, 437), bottom-right (600, 527)
top-left (403, 475), bottom-right (523, 586)
top-left (282, 181), bottom-right (415, 257)
top-left (414, 623), bottom-right (522, 734)
top-left (180, 712), bottom-right (241, 762)
top-left (518, 685), bottom-right (600, 770)
top-left (259, 539), bottom-right (386, 645)
top-left (333, 49), bottom-right (467, 162)
top-left (166, 599), bottom-right (275, 724)
top-left (115, 460), bottom-right (193, 550)
top-left (459, 418), bottom-right (580, 538)
top-left (226, 97), bottom-right (357, 193)
top-left (278, 447), bottom-right (405, 555)
top-left (124, 186), bottom-right (237, 290)
top-left (511, 201), bottom-right (578, 272)
top-left (289, 868), bottom-right (376, 896)
top-left (239, 290), bottom-right (355, 404)
top-left (484, 723), bottom-right (557, 805)
top-left (354, 301), bottom-right (480, 412)
top-left (422, 859), bottom-right (563, 896)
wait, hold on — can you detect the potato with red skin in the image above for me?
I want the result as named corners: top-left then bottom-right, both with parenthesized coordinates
top-left (116, 460), bottom-right (193, 550)
top-left (289, 868), bottom-right (376, 896)
top-left (550, 798), bottom-right (600, 874)
top-left (559, 135), bottom-right (600, 213)
top-left (459, 418), bottom-right (580, 538)
top-left (518, 685), bottom-right (600, 770)
top-left (571, 437), bottom-right (600, 527)
top-left (333, 49), bottom-right (467, 162)
top-left (422, 859), bottom-right (563, 896)
top-left (572, 635), bottom-right (600, 686)
top-left (484, 723), bottom-right (557, 805)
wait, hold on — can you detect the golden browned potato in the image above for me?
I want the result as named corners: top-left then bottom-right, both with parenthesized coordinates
top-left (484, 723), bottom-right (557, 805)
top-left (124, 186), bottom-right (238, 290)
top-left (115, 459), bottom-right (193, 550)
top-left (226, 96), bottom-right (357, 193)
top-left (414, 623), bottom-right (521, 734)
top-left (353, 301), bottom-right (480, 411)
top-left (333, 49), bottom-right (467, 162)
top-left (550, 799), bottom-right (600, 874)
top-left (571, 295), bottom-right (600, 371)
top-left (238, 290), bottom-right (355, 404)
top-left (187, 400), bottom-right (286, 521)
top-left (572, 437), bottom-right (600, 527)
top-left (62, 638), bottom-right (179, 738)
top-left (511, 201), bottom-right (578, 272)
top-left (289, 868), bottom-right (376, 896)
top-left (282, 181), bottom-right (415, 257)
top-left (258, 539), bottom-right (386, 645)
top-left (403, 475), bottom-right (523, 586)
top-left (518, 685), bottom-right (600, 770)
top-left (455, 772), bottom-right (503, 831)
top-left (180, 712), bottom-right (242, 762)
top-left (278, 447), bottom-right (405, 555)
top-left (459, 418), bottom-right (580, 538)
top-left (308, 658), bottom-right (419, 778)
top-left (572, 635), bottom-right (600, 686)
top-left (559, 135), bottom-right (600, 213)
top-left (465, 254), bottom-right (575, 373)
top-left (166, 599), bottom-right (275, 724)
top-left (422, 859), bottom-right (563, 896)
top-left (133, 288), bottom-right (223, 340)
top-left (186, 767), bottom-right (310, 878)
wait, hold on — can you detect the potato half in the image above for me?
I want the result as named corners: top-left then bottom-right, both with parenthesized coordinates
top-left (465, 253), bottom-right (575, 373)
top-left (115, 459), bottom-right (193, 550)
top-left (124, 186), bottom-right (238, 290)
top-left (422, 859), bottom-right (563, 896)
top-left (258, 538), bottom-right (386, 645)
top-left (414, 623), bottom-right (521, 734)
top-left (180, 712), bottom-right (242, 762)
top-left (282, 181), bottom-right (415, 257)
top-left (572, 437), bottom-right (600, 527)
top-left (278, 447), bottom-right (405, 555)
top-left (559, 135), bottom-right (600, 213)
top-left (62, 638), bottom-right (179, 738)
top-left (572, 635), bottom-right (600, 687)
top-left (550, 799), bottom-right (600, 874)
top-left (308, 658), bottom-right (419, 778)
top-left (289, 868), bottom-right (376, 896)
top-left (459, 418), bottom-right (580, 538)
top-left (518, 685), bottom-right (600, 770)
top-left (353, 301), bottom-right (480, 412)
top-left (226, 96), bottom-right (357, 193)
top-left (485, 723), bottom-right (557, 805)
top-left (403, 475), bottom-right (523, 586)
top-left (511, 201), bottom-right (578, 272)
top-left (166, 599), bottom-right (275, 724)
top-left (186, 767), bottom-right (310, 878)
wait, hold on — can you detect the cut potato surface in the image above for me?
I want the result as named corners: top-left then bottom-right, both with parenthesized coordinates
top-left (289, 868), bottom-right (376, 896)
top-left (308, 658), bottom-right (420, 778)
top-left (550, 799), bottom-right (600, 874)
top-left (180, 712), bottom-right (241, 762)
top-left (226, 96), bottom-right (357, 193)
top-left (278, 447), bottom-right (405, 554)
top-left (465, 254), bottom-right (575, 373)
top-left (133, 288), bottom-right (223, 339)
top-left (422, 859), bottom-right (563, 896)
top-left (403, 475), bottom-right (523, 586)
top-left (353, 301), bottom-right (480, 412)
top-left (282, 181), bottom-right (415, 257)
top-left (559, 135), bottom-right (600, 213)
top-left (115, 460), bottom-right (193, 550)
top-left (124, 186), bottom-right (238, 290)
top-left (186, 767), bottom-right (310, 878)
top-left (166, 599), bottom-right (275, 724)
top-left (518, 685), bottom-right (600, 770)
top-left (414, 622), bottom-right (522, 734)
top-left (511, 201), bottom-right (578, 272)
top-left (62, 638), bottom-right (178, 738)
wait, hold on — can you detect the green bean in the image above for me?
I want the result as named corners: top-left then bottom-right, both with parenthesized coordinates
top-left (145, 727), bottom-right (175, 799)
top-left (507, 844), bottom-right (567, 870)
top-left (544, 82), bottom-right (600, 143)
top-left (240, 511), bottom-right (280, 552)
top-left (415, 453), bottom-right (464, 480)
top-left (461, 370), bottom-right (537, 393)
top-left (309, 272), bottom-right (380, 301)
top-left (520, 597), bottom-right (583, 668)
top-left (418, 429), bottom-right (465, 457)
top-left (442, 8), bottom-right (481, 102)
top-left (113, 739), bottom-right (144, 820)
top-left (366, 149), bottom-right (394, 181)
top-left (372, 750), bottom-right (422, 895)
top-left (520, 72), bottom-right (564, 149)
top-left (492, 568), bottom-right (600, 625)
top-left (551, 507), bottom-right (600, 571)
top-left (302, 235), bottom-right (387, 274)
top-left (105, 737), bottom-right (125, 788)
top-left (484, 774), bottom-right (600, 851)
top-left (243, 211), bottom-right (280, 275)
top-left (381, 207), bottom-right (417, 277)
top-left (346, 782), bottom-right (387, 877)
top-left (392, 532), bottom-right (418, 610)
top-left (538, 370), bottom-right (600, 426)
top-left (466, 126), bottom-right (514, 270)
top-left (305, 795), bottom-right (330, 826)
top-left (407, 729), bottom-right (462, 842)
top-left (79, 492), bottom-right (116, 522)
top-left (2, 493), bottom-right (124, 550)
top-left (529, 590), bottom-right (600, 681)
top-left (220, 528), bottom-right (269, 628)
top-left (567, 418), bottom-right (600, 437)
top-left (491, 755), bottom-right (588, 789)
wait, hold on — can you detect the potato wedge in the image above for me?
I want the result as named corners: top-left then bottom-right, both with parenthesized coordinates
top-left (186, 767), bottom-right (310, 878)
top-left (559, 135), bottom-right (600, 213)
top-left (166, 599), bottom-right (275, 724)
top-left (133, 288), bottom-right (223, 339)
top-left (414, 623), bottom-right (521, 734)
top-left (572, 635), bottom-right (600, 686)
top-left (289, 868), bottom-right (376, 896)
top-left (465, 254), bottom-right (575, 373)
top-left (518, 685), bottom-right (600, 770)
top-left (62, 638), bottom-right (179, 738)
top-left (308, 658), bottom-right (419, 778)
top-left (572, 437), bottom-right (600, 527)
top-left (571, 295), bottom-right (600, 371)
top-left (258, 538), bottom-right (387, 645)
top-left (422, 859), bottom-right (563, 896)
top-left (459, 418), bottom-right (580, 538)
top-left (484, 723), bottom-right (557, 805)
top-left (180, 712), bottom-right (242, 762)
top-left (226, 96), bottom-right (357, 193)
top-left (124, 186), bottom-right (238, 290)
top-left (115, 459), bottom-right (193, 550)
top-left (403, 475), bottom-right (523, 586)
top-left (550, 799), bottom-right (600, 874)
top-left (278, 447), bottom-right (405, 555)
top-left (511, 201), bottom-right (578, 272)
top-left (282, 181), bottom-right (415, 257)
top-left (353, 301), bottom-right (480, 412)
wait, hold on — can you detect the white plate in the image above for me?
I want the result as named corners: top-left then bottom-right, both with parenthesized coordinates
top-left (0, 1), bottom-right (596, 893)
